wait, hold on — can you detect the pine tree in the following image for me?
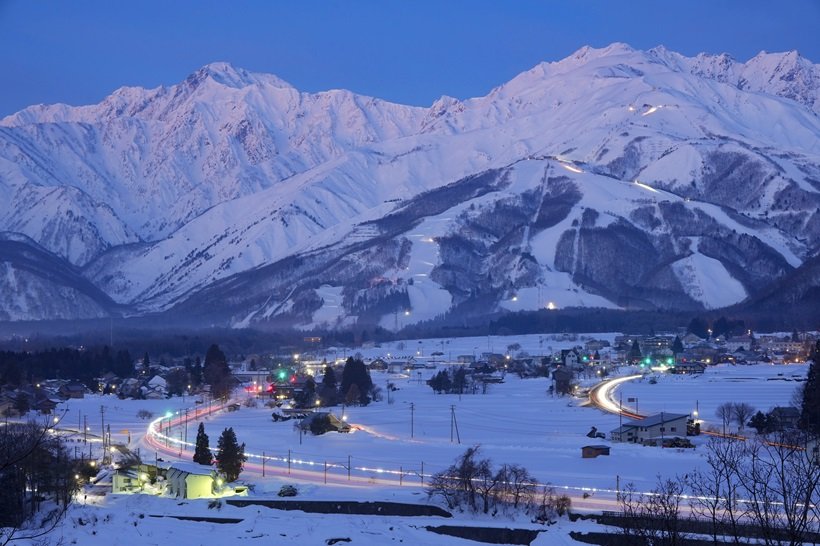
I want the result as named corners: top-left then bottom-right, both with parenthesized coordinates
top-left (687, 317), bottom-right (709, 339)
top-left (345, 383), bottom-right (362, 406)
top-left (193, 422), bottom-right (213, 466)
top-left (216, 427), bottom-right (247, 482)
top-left (204, 344), bottom-right (232, 400)
top-left (191, 356), bottom-right (203, 386)
top-left (340, 357), bottom-right (373, 405)
top-left (322, 365), bottom-right (337, 390)
top-left (671, 336), bottom-right (684, 356)
top-left (627, 340), bottom-right (643, 363)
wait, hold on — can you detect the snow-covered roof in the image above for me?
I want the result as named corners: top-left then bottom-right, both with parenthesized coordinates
top-left (147, 376), bottom-right (167, 388)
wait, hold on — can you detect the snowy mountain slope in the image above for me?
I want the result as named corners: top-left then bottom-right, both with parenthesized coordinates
top-left (0, 62), bottom-right (426, 249)
top-left (0, 233), bottom-right (119, 320)
top-left (161, 157), bottom-right (797, 328)
top-left (1, 45), bottom-right (819, 324)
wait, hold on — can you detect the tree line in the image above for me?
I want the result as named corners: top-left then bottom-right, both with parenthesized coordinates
top-left (0, 347), bottom-right (132, 390)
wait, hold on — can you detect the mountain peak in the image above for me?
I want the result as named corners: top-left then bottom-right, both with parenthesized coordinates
top-left (186, 62), bottom-right (293, 90)
top-left (571, 42), bottom-right (636, 61)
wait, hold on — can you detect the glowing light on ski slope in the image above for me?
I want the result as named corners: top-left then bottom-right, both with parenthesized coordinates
top-left (546, 301), bottom-right (557, 310)
top-left (560, 162), bottom-right (583, 174)
top-left (642, 105), bottom-right (660, 116)
top-left (634, 180), bottom-right (659, 193)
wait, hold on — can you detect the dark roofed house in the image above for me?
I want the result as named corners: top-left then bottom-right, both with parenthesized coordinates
top-left (368, 358), bottom-right (387, 371)
top-left (770, 406), bottom-right (800, 430)
top-left (59, 382), bottom-right (86, 399)
top-left (611, 413), bottom-right (689, 444)
top-left (33, 398), bottom-right (58, 414)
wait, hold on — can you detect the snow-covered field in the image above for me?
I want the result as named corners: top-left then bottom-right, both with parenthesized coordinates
top-left (27, 337), bottom-right (806, 545)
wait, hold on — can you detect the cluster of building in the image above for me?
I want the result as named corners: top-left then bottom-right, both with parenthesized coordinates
top-left (0, 380), bottom-right (87, 417)
top-left (113, 461), bottom-right (247, 500)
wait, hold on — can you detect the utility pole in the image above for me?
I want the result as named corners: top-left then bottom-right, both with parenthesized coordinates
top-left (100, 406), bottom-right (106, 464)
top-left (450, 405), bottom-right (461, 444)
top-left (262, 452), bottom-right (266, 477)
top-left (410, 403), bottom-right (415, 438)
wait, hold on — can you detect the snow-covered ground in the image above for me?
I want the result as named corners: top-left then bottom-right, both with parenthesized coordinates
top-left (29, 340), bottom-right (806, 545)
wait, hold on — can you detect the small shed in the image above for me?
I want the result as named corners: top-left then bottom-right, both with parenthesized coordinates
top-left (581, 445), bottom-right (611, 458)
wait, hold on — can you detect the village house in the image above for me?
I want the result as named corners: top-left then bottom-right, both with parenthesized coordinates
top-left (610, 412), bottom-right (689, 444)
top-left (723, 335), bottom-right (755, 353)
top-left (166, 462), bottom-right (222, 499)
top-left (142, 375), bottom-right (167, 399)
top-left (368, 358), bottom-right (387, 371)
top-left (58, 382), bottom-right (86, 399)
top-left (584, 339), bottom-right (610, 352)
top-left (681, 333), bottom-right (704, 347)
top-left (558, 349), bottom-right (580, 369)
top-left (112, 464), bottom-right (155, 494)
top-left (769, 406), bottom-right (800, 430)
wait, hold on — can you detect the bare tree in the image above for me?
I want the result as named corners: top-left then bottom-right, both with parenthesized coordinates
top-left (737, 432), bottom-right (820, 546)
top-left (686, 437), bottom-right (748, 545)
top-left (427, 447), bottom-right (541, 517)
top-left (496, 464), bottom-right (537, 511)
top-left (474, 458), bottom-right (500, 514)
top-left (716, 402), bottom-right (734, 435)
top-left (427, 445), bottom-right (484, 512)
top-left (533, 485), bottom-right (571, 523)
top-left (619, 476), bottom-right (688, 546)
top-left (731, 402), bottom-right (755, 432)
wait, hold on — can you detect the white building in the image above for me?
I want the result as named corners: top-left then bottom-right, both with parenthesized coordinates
top-left (166, 462), bottom-right (221, 499)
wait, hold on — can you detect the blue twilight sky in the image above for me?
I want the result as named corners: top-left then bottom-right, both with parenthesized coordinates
top-left (1, 0), bottom-right (818, 117)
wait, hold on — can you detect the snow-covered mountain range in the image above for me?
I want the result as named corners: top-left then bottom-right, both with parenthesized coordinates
top-left (1, 43), bottom-right (818, 327)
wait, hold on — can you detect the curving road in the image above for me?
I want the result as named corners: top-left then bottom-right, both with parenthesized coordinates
top-left (140, 400), bottom-right (635, 513)
top-left (588, 374), bottom-right (644, 419)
